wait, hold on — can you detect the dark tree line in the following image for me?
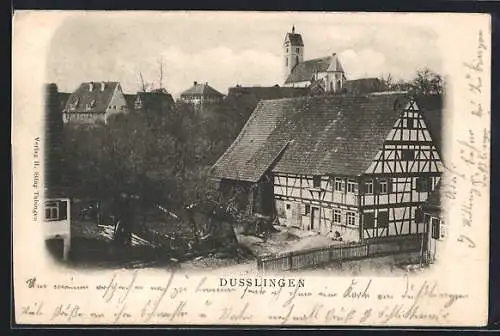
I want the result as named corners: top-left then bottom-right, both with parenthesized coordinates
top-left (379, 67), bottom-right (445, 96)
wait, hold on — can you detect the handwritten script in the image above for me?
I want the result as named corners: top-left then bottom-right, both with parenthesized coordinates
top-left (16, 272), bottom-right (472, 325)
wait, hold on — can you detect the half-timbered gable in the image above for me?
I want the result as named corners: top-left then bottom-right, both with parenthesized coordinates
top-left (360, 97), bottom-right (443, 239)
top-left (211, 93), bottom-right (443, 243)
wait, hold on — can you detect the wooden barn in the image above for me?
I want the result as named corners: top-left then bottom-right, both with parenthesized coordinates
top-left (211, 93), bottom-right (443, 243)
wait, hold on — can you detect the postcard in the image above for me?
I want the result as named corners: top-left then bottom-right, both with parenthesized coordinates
top-left (12, 11), bottom-right (491, 326)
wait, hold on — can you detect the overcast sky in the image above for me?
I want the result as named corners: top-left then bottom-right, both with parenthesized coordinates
top-left (46, 12), bottom-right (442, 98)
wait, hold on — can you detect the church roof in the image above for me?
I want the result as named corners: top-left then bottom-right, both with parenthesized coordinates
top-left (285, 33), bottom-right (304, 46)
top-left (285, 55), bottom-right (344, 84)
top-left (180, 82), bottom-right (224, 97)
top-left (211, 93), bottom-right (409, 182)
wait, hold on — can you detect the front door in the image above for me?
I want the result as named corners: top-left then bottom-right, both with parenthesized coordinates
top-left (311, 207), bottom-right (320, 232)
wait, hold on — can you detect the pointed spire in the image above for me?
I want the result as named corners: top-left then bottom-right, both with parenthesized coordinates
top-left (292, 25), bottom-right (295, 34)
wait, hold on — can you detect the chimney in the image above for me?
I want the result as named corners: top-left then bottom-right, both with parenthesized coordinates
top-left (193, 81), bottom-right (197, 85)
top-left (89, 82), bottom-right (94, 91)
top-left (101, 82), bottom-right (106, 91)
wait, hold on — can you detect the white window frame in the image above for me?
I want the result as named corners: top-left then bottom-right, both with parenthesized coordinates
top-left (333, 209), bottom-right (342, 224)
top-left (379, 179), bottom-right (388, 194)
top-left (334, 178), bottom-right (343, 191)
top-left (347, 180), bottom-right (357, 193)
top-left (365, 180), bottom-right (374, 194)
top-left (346, 212), bottom-right (356, 226)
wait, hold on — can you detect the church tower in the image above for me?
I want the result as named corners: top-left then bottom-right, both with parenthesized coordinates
top-left (283, 26), bottom-right (304, 83)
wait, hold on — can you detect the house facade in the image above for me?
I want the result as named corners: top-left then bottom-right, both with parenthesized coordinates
top-left (283, 27), bottom-right (346, 94)
top-left (211, 93), bottom-right (443, 243)
top-left (180, 81), bottom-right (224, 108)
top-left (62, 81), bottom-right (128, 124)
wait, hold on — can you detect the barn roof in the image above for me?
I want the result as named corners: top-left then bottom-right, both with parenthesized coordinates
top-left (211, 93), bottom-right (410, 182)
top-left (64, 82), bottom-right (120, 113)
top-left (285, 55), bottom-right (344, 84)
top-left (285, 32), bottom-right (304, 46)
top-left (343, 78), bottom-right (385, 95)
top-left (180, 82), bottom-right (224, 97)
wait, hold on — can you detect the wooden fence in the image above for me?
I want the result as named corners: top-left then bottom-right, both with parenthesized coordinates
top-left (256, 233), bottom-right (426, 272)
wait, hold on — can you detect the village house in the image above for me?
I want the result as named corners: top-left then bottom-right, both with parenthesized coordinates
top-left (180, 81), bottom-right (224, 108)
top-left (62, 81), bottom-right (128, 124)
top-left (211, 93), bottom-right (443, 242)
top-left (124, 89), bottom-right (176, 115)
top-left (283, 27), bottom-right (346, 94)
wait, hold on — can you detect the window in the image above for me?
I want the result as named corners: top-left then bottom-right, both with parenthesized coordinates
top-left (286, 48), bottom-right (288, 53)
top-left (286, 204), bottom-right (290, 210)
top-left (363, 212), bottom-right (374, 228)
top-left (313, 176), bottom-right (321, 188)
top-left (431, 217), bottom-right (441, 240)
top-left (377, 210), bottom-right (389, 228)
top-left (347, 180), bottom-right (357, 193)
top-left (379, 179), bottom-right (388, 194)
top-left (364, 180), bottom-right (374, 194)
top-left (333, 209), bottom-right (341, 224)
top-left (305, 204), bottom-right (311, 215)
top-left (416, 177), bottom-right (433, 192)
top-left (44, 200), bottom-right (67, 221)
top-left (296, 55), bottom-right (299, 64)
top-left (346, 212), bottom-right (356, 226)
top-left (401, 149), bottom-right (415, 161)
top-left (296, 48), bottom-right (299, 53)
top-left (334, 178), bottom-right (343, 191)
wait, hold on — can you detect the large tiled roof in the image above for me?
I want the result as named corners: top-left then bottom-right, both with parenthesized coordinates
top-left (180, 82), bottom-right (224, 97)
top-left (343, 78), bottom-right (385, 95)
top-left (285, 55), bottom-right (344, 84)
top-left (64, 82), bottom-right (120, 113)
top-left (285, 33), bottom-right (304, 46)
top-left (211, 93), bottom-right (410, 182)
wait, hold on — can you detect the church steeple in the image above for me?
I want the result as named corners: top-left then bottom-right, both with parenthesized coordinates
top-left (283, 26), bottom-right (304, 83)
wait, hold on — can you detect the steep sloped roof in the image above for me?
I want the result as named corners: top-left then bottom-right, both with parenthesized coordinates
top-left (64, 82), bottom-right (120, 113)
top-left (343, 78), bottom-right (385, 95)
top-left (285, 32), bottom-right (304, 46)
top-left (415, 94), bottom-right (443, 154)
top-left (285, 55), bottom-right (344, 84)
top-left (180, 82), bottom-right (224, 97)
top-left (211, 93), bottom-right (410, 182)
top-left (134, 91), bottom-right (175, 113)
top-left (57, 92), bottom-right (71, 112)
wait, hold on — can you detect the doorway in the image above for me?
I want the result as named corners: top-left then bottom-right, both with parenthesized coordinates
top-left (311, 207), bottom-right (320, 232)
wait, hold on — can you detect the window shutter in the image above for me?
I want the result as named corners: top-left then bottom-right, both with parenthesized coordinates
top-left (373, 179), bottom-right (380, 194)
top-left (300, 203), bottom-right (306, 215)
top-left (377, 211), bottom-right (389, 228)
top-left (431, 218), bottom-right (441, 240)
top-left (415, 177), bottom-right (422, 192)
top-left (363, 212), bottom-right (375, 228)
top-left (59, 200), bottom-right (68, 220)
top-left (415, 207), bottom-right (423, 223)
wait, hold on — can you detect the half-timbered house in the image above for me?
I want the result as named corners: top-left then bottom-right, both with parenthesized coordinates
top-left (211, 93), bottom-right (443, 242)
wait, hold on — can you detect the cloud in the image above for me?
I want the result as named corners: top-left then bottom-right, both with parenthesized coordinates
top-left (340, 49), bottom-right (387, 80)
